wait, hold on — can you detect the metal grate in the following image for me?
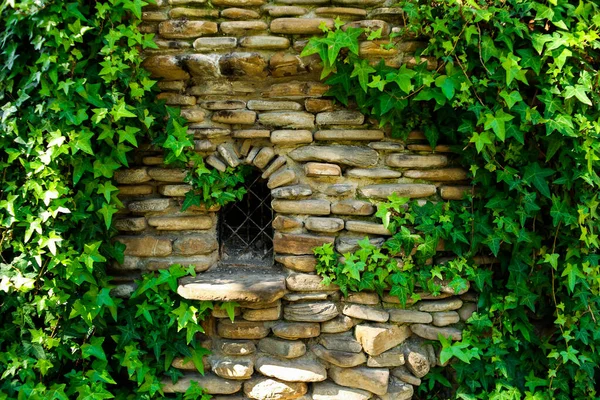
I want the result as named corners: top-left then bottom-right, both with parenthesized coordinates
top-left (218, 171), bottom-right (273, 267)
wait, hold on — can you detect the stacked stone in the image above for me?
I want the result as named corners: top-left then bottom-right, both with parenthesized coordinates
top-left (110, 0), bottom-right (479, 396)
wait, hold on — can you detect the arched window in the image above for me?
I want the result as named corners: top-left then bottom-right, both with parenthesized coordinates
top-left (218, 170), bottom-right (273, 267)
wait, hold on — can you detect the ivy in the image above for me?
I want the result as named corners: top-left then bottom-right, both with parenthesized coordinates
top-left (309, 0), bottom-right (600, 398)
top-left (0, 0), bottom-right (229, 397)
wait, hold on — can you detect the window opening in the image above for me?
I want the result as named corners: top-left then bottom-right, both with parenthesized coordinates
top-left (218, 170), bottom-right (273, 267)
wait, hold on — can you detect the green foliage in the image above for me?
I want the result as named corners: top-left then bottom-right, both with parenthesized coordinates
top-left (0, 0), bottom-right (218, 397)
top-left (309, 0), bottom-right (600, 398)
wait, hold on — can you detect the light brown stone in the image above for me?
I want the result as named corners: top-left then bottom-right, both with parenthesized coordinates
top-left (359, 40), bottom-right (399, 57)
top-left (241, 36), bottom-right (291, 49)
top-left (162, 373), bottom-right (242, 394)
top-left (432, 311), bottom-right (460, 326)
top-left (157, 93), bottom-right (197, 106)
top-left (404, 346), bottom-right (430, 378)
top-left (262, 156), bottom-right (288, 179)
top-left (320, 332), bottom-right (362, 353)
top-left (233, 129), bottom-right (271, 139)
top-left (142, 55), bottom-right (190, 81)
top-left (355, 324), bottom-right (412, 356)
top-left (275, 255), bottom-right (317, 272)
top-left (268, 169), bottom-right (298, 189)
top-left (173, 234), bottom-right (217, 255)
top-left (114, 168), bottom-right (151, 184)
top-left (305, 217), bottom-right (344, 233)
top-left (270, 18), bottom-right (335, 34)
top-left (284, 301), bottom-right (339, 322)
top-left (342, 304), bottom-right (389, 322)
top-left (286, 274), bottom-right (339, 292)
top-left (458, 302), bottom-right (477, 321)
top-left (331, 200), bottom-right (374, 216)
top-left (385, 154), bottom-right (448, 168)
top-left (259, 338), bottom-right (307, 359)
top-left (315, 7), bottom-right (367, 16)
top-left (274, 233), bottom-right (335, 255)
top-left (391, 366), bottom-right (421, 386)
top-left (212, 0), bottom-right (266, 6)
top-left (221, 8), bottom-right (261, 19)
top-left (256, 355), bottom-right (327, 382)
top-left (417, 298), bottom-right (463, 312)
top-left (271, 184), bottom-right (312, 199)
top-left (358, 184), bottom-right (436, 199)
top-left (267, 6), bottom-right (307, 17)
top-left (248, 100), bottom-right (302, 111)
top-left (304, 162), bottom-right (341, 177)
top-left (159, 184), bottom-right (193, 197)
top-left (410, 324), bottom-right (462, 341)
top-left (117, 185), bottom-right (153, 197)
top-left (289, 145), bottom-right (378, 167)
top-left (346, 292), bottom-right (379, 305)
top-left (159, 20), bottom-right (218, 39)
top-left (345, 221), bottom-right (392, 236)
top-left (311, 344), bottom-right (366, 368)
top-left (117, 236), bottom-right (172, 257)
top-left (244, 377), bottom-right (307, 400)
top-left (315, 112), bottom-right (364, 126)
top-left (284, 292), bottom-right (329, 301)
top-left (220, 53), bottom-right (268, 77)
top-left (305, 99), bottom-right (334, 113)
top-left (367, 347), bottom-right (405, 368)
top-left (243, 305), bottom-right (282, 321)
top-left (212, 110), bottom-right (257, 125)
top-left (180, 107), bottom-right (206, 122)
top-left (388, 309), bottom-right (432, 324)
top-left (254, 147), bottom-right (276, 169)
top-left (218, 320), bottom-right (270, 339)
top-left (211, 356), bottom-right (254, 380)
top-left (272, 199), bottom-right (330, 215)
top-left (271, 130), bottom-right (313, 145)
top-left (207, 155), bottom-right (228, 172)
top-left (171, 7), bottom-right (220, 19)
top-left (440, 185), bottom-right (473, 200)
top-left (145, 253), bottom-right (218, 272)
top-left (272, 322), bottom-right (320, 340)
top-left (346, 168), bottom-right (401, 179)
top-left (202, 100), bottom-right (246, 110)
top-left (273, 215), bottom-right (303, 230)
top-left (147, 216), bottom-right (213, 230)
top-left (403, 168), bottom-right (468, 181)
top-left (259, 112), bottom-right (315, 129)
top-left (320, 315), bottom-right (355, 333)
top-left (329, 366), bottom-right (389, 396)
top-left (381, 377), bottom-right (414, 400)
top-left (221, 21), bottom-right (268, 35)
top-left (114, 218), bottom-right (147, 232)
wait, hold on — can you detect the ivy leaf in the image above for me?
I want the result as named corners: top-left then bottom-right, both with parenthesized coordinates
top-left (546, 114), bottom-right (575, 137)
top-left (499, 90), bottom-right (523, 109)
top-left (81, 337), bottom-right (107, 361)
top-left (110, 100), bottom-right (136, 121)
top-left (469, 131), bottom-right (493, 153)
top-left (562, 263), bottom-right (584, 293)
top-left (563, 85), bottom-right (592, 106)
top-left (523, 163), bottom-right (554, 198)
top-left (350, 59), bottom-right (376, 93)
top-left (387, 65), bottom-right (416, 94)
top-left (220, 302), bottom-right (239, 322)
top-left (97, 203), bottom-right (118, 229)
top-left (97, 182), bottom-right (118, 202)
top-left (484, 109), bottom-right (514, 141)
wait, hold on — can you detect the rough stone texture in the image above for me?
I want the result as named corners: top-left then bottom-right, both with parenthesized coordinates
top-left (410, 324), bottom-right (462, 341)
top-left (417, 298), bottom-right (463, 312)
top-left (386, 154), bottom-right (448, 168)
top-left (284, 301), bottom-right (339, 322)
top-left (311, 344), bottom-right (367, 368)
top-left (270, 18), bottom-right (335, 34)
top-left (147, 215), bottom-right (213, 230)
top-left (256, 355), bottom-right (327, 382)
top-left (271, 130), bottom-right (314, 145)
top-left (243, 305), bottom-right (282, 321)
top-left (117, 236), bottom-right (172, 257)
top-left (274, 233), bottom-right (335, 255)
top-left (346, 292), bottom-right (380, 305)
top-left (305, 217), bottom-right (345, 233)
top-left (217, 340), bottom-right (256, 356)
top-left (259, 337), bottom-right (307, 359)
top-left (320, 332), bottom-right (362, 353)
top-left (346, 168), bottom-right (401, 179)
top-left (286, 274), bottom-right (339, 292)
top-left (259, 112), bottom-right (315, 129)
top-left (355, 324), bottom-right (412, 356)
top-left (320, 315), bottom-right (356, 334)
top-left (403, 168), bottom-right (468, 181)
top-left (272, 199), bottom-right (331, 215)
top-left (345, 221), bottom-right (392, 236)
top-left (381, 377), bottom-right (414, 400)
top-left (432, 311), bottom-right (460, 326)
top-left (244, 377), bottom-right (308, 400)
top-left (367, 347), bottom-right (405, 367)
top-left (275, 255), bottom-right (317, 272)
top-left (312, 381), bottom-right (371, 400)
top-left (329, 366), bottom-right (389, 396)
top-left (389, 309), bottom-right (433, 324)
top-left (331, 200), bottom-right (375, 216)
top-left (162, 373), bottom-right (242, 394)
top-left (178, 270), bottom-right (286, 303)
top-left (218, 320), bottom-right (270, 340)
top-left (342, 304), bottom-right (389, 322)
top-left (272, 322), bottom-right (320, 340)
top-left (304, 162), bottom-right (342, 177)
top-left (211, 356), bottom-right (254, 380)
top-left (358, 184), bottom-right (437, 199)
top-left (268, 169), bottom-right (298, 190)
top-left (289, 145), bottom-right (378, 167)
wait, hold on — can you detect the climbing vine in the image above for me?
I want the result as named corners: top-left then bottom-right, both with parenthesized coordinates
top-left (309, 0), bottom-right (600, 398)
top-left (0, 0), bottom-right (240, 397)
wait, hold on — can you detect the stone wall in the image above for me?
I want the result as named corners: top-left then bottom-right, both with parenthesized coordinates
top-left (112, 0), bottom-right (478, 398)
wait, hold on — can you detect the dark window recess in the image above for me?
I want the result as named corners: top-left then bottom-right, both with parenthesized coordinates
top-left (218, 171), bottom-right (274, 267)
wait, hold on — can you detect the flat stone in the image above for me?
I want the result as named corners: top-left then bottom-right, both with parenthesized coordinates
top-left (148, 168), bottom-right (188, 182)
top-left (162, 373), bottom-right (242, 394)
top-left (346, 292), bottom-right (379, 305)
top-left (159, 21), bottom-right (218, 39)
top-left (305, 217), bottom-right (344, 233)
top-left (367, 347), bottom-right (405, 367)
top-left (117, 185), bottom-right (153, 196)
top-left (272, 199), bottom-right (331, 215)
top-left (238, 299), bottom-right (282, 310)
top-left (159, 184), bottom-right (193, 197)
top-left (268, 169), bottom-right (298, 189)
top-left (305, 99), bottom-right (334, 113)
top-left (213, 110), bottom-right (256, 125)
top-left (182, 54), bottom-right (220, 77)
top-left (432, 311), bottom-right (460, 327)
top-left (304, 162), bottom-right (341, 177)
top-left (254, 147), bottom-right (276, 169)
top-left (336, 237), bottom-right (384, 253)
top-left (342, 304), bottom-right (389, 322)
top-left (145, 253), bottom-right (218, 273)
top-left (289, 145), bottom-right (378, 167)
top-left (218, 320), bottom-right (270, 340)
top-left (259, 112), bottom-right (315, 129)
top-left (170, 7), bottom-right (219, 19)
top-left (369, 141), bottom-right (404, 151)
top-left (318, 183), bottom-right (357, 196)
top-left (157, 92), bottom-right (197, 106)
top-left (388, 309), bottom-right (432, 324)
top-left (403, 168), bottom-right (468, 181)
top-left (386, 154), bottom-right (448, 168)
top-left (117, 236), bottom-right (172, 257)
top-left (275, 255), bottom-right (317, 272)
top-left (331, 200), bottom-right (374, 216)
top-left (272, 322), bottom-right (320, 340)
top-left (273, 215), bottom-right (303, 230)
top-left (221, 21), bottom-right (268, 35)
top-left (244, 377), bottom-right (307, 400)
top-left (312, 381), bottom-right (371, 400)
top-left (220, 52), bottom-right (268, 77)
top-left (381, 377), bottom-right (414, 400)
top-left (142, 55), bottom-right (189, 81)
top-left (311, 344), bottom-right (366, 368)
top-left (344, 20), bottom-right (390, 37)
top-left (217, 340), bottom-right (256, 356)
top-left (249, 101), bottom-right (303, 111)
top-left (315, 7), bottom-right (367, 16)
top-left (270, 18), bottom-right (334, 34)
top-left (391, 366), bottom-right (421, 386)
top-left (262, 156), bottom-right (288, 179)
top-left (240, 36), bottom-right (291, 49)
top-left (233, 129), bottom-right (271, 139)
top-left (346, 168), bottom-right (401, 179)
top-left (284, 301), bottom-right (339, 322)
top-left (274, 233), bottom-right (335, 255)
top-left (212, 0), bottom-right (265, 5)
top-left (259, 338), bottom-right (306, 358)
top-left (207, 155), bottom-right (228, 172)
top-left (440, 185), bottom-right (472, 200)
top-left (355, 324), bottom-right (412, 356)
top-left (358, 184), bottom-right (436, 199)
top-left (410, 324), bottom-right (462, 341)
top-left (210, 356), bottom-right (254, 380)
top-left (147, 216), bottom-right (213, 230)
top-left (256, 355), bottom-right (327, 382)
top-left (403, 345), bottom-right (430, 378)
top-left (286, 274), bottom-right (339, 292)
top-left (417, 298), bottom-right (463, 312)
top-left (316, 111), bottom-right (364, 125)
top-left (345, 221), bottom-right (392, 236)
top-left (271, 184), bottom-right (312, 199)
top-left (177, 269), bottom-right (286, 303)
top-left (221, 7), bottom-right (261, 19)
top-left (267, 6), bottom-right (307, 17)
top-left (284, 292), bottom-right (329, 301)
top-left (115, 168), bottom-right (151, 184)
top-left (320, 315), bottom-right (356, 333)
top-left (243, 305), bottom-right (282, 321)
top-left (458, 303), bottom-right (477, 321)
top-left (114, 218), bottom-right (147, 232)
top-left (320, 332), bottom-right (362, 353)
top-left (359, 40), bottom-right (398, 57)
top-left (333, 0), bottom-right (385, 5)
top-left (329, 366), bottom-right (389, 396)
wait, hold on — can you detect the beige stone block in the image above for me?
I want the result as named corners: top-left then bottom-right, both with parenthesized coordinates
top-left (355, 324), bottom-right (412, 356)
top-left (284, 301), bottom-right (339, 322)
top-left (440, 185), bottom-right (473, 200)
top-left (358, 184), bottom-right (436, 199)
top-left (170, 7), bottom-right (219, 19)
top-left (320, 315), bottom-right (355, 333)
top-left (266, 6), bottom-right (307, 17)
top-left (159, 184), bottom-right (193, 197)
top-left (304, 162), bottom-right (341, 177)
top-left (286, 273), bottom-right (339, 292)
top-left (116, 236), bottom-right (172, 257)
top-left (359, 40), bottom-right (399, 57)
top-left (254, 147), bottom-right (276, 169)
top-left (233, 129), bottom-right (271, 139)
top-left (114, 167), bottom-right (151, 184)
top-left (259, 337), bottom-right (307, 359)
top-left (272, 322), bottom-right (320, 340)
top-left (219, 52), bottom-right (268, 77)
top-left (262, 156), bottom-right (287, 179)
top-left (218, 320), bottom-right (270, 339)
top-left (315, 7), bottom-right (367, 16)
top-left (270, 18), bottom-right (334, 34)
top-left (221, 8), bottom-right (261, 19)
top-left (305, 217), bottom-right (344, 233)
top-left (212, 0), bottom-right (266, 6)
top-left (259, 112), bottom-right (315, 129)
top-left (305, 99), bottom-right (334, 113)
top-left (157, 93), bottom-right (196, 106)
top-left (342, 304), bottom-right (389, 322)
top-left (271, 130), bottom-right (313, 145)
top-left (289, 145), bottom-right (378, 167)
top-left (221, 21), bottom-right (268, 35)
top-left (142, 55), bottom-right (190, 81)
top-left (410, 324), bottom-right (462, 341)
top-left (346, 292), bottom-right (380, 305)
top-left (256, 355), bottom-right (327, 382)
top-left (273, 215), bottom-right (303, 230)
top-left (311, 344), bottom-right (366, 368)
top-left (243, 304), bottom-right (281, 321)
top-left (147, 216), bottom-right (213, 231)
top-left (388, 309), bottom-right (432, 324)
top-left (212, 110), bottom-right (256, 125)
top-left (202, 100), bottom-right (246, 110)
top-left (173, 234), bottom-right (217, 255)
top-left (417, 298), bottom-right (463, 312)
top-left (161, 373), bottom-right (242, 394)
top-left (114, 218), bottom-right (147, 232)
top-left (432, 311), bottom-right (460, 327)
top-left (148, 168), bottom-right (187, 182)
top-left (345, 220), bottom-right (392, 236)
top-left (268, 169), bottom-right (298, 189)
top-left (345, 168), bottom-right (401, 179)
top-left (329, 366), bottom-right (389, 396)
top-left (117, 185), bottom-right (153, 197)
top-left (404, 168), bottom-right (468, 181)
top-left (244, 377), bottom-right (307, 400)
top-left (275, 255), bottom-right (317, 272)
top-left (331, 200), bottom-right (374, 216)
top-left (240, 36), bottom-right (291, 49)
top-left (248, 100), bottom-right (303, 111)
top-left (158, 20), bottom-right (218, 39)
top-left (312, 381), bottom-right (371, 400)
top-left (315, 111), bottom-right (364, 125)
top-left (386, 154), bottom-right (448, 168)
